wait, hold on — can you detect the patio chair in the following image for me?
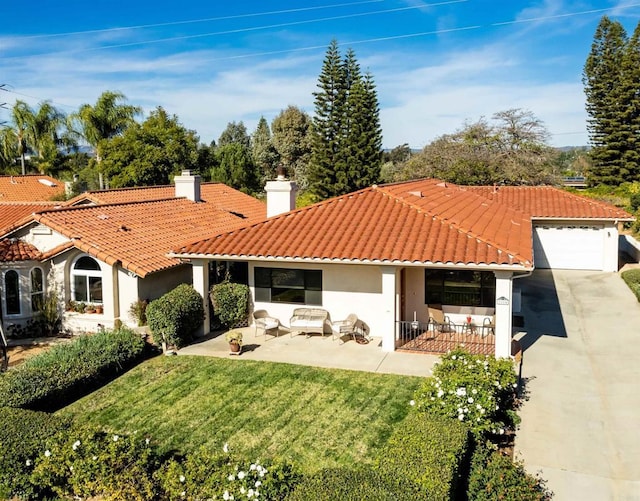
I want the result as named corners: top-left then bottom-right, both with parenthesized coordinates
top-left (253, 310), bottom-right (282, 339)
top-left (427, 304), bottom-right (455, 333)
top-left (483, 315), bottom-right (495, 336)
top-left (332, 313), bottom-right (369, 344)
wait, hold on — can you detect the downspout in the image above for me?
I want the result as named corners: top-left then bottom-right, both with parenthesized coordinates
top-left (112, 262), bottom-right (120, 325)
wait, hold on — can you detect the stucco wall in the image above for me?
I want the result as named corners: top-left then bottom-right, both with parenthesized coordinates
top-left (137, 264), bottom-right (193, 302)
top-left (16, 223), bottom-right (70, 252)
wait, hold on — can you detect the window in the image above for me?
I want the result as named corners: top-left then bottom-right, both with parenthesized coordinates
top-left (255, 267), bottom-right (322, 305)
top-left (425, 270), bottom-right (495, 307)
top-left (4, 270), bottom-right (20, 315)
top-left (30, 267), bottom-right (44, 312)
top-left (71, 256), bottom-right (103, 303)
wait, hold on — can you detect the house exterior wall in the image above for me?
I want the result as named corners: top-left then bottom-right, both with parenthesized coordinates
top-left (137, 264), bottom-right (193, 303)
top-left (16, 224), bottom-right (69, 252)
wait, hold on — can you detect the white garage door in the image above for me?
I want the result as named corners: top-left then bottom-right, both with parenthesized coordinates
top-left (533, 224), bottom-right (605, 270)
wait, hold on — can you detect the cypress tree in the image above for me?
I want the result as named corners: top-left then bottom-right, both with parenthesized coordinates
top-left (621, 23), bottom-right (640, 178)
top-left (583, 17), bottom-right (630, 185)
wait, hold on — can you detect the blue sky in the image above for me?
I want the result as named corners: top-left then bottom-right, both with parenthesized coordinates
top-left (1, 1), bottom-right (639, 149)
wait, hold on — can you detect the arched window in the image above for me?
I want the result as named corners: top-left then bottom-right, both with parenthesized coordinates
top-left (31, 267), bottom-right (44, 312)
top-left (71, 256), bottom-right (103, 304)
top-left (4, 270), bottom-right (20, 315)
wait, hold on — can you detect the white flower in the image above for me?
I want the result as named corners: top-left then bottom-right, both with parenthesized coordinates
top-left (255, 480), bottom-right (262, 487)
top-left (451, 355), bottom-right (457, 360)
top-left (240, 487), bottom-right (246, 494)
top-left (409, 400), bottom-right (415, 406)
top-left (238, 471), bottom-right (246, 480)
top-left (179, 475), bottom-right (185, 483)
top-left (145, 438), bottom-right (150, 445)
top-left (250, 463), bottom-right (257, 471)
top-left (223, 491), bottom-right (231, 501)
top-left (468, 397), bottom-right (474, 403)
top-left (513, 383), bottom-right (518, 388)
top-left (72, 440), bottom-right (81, 451)
top-left (228, 474), bottom-right (235, 481)
top-left (472, 389), bottom-right (477, 395)
top-left (223, 442), bottom-right (229, 453)
top-left (44, 450), bottom-right (51, 457)
top-left (455, 387), bottom-right (466, 397)
top-left (69, 465), bottom-right (73, 472)
top-left (92, 455), bottom-right (98, 460)
top-left (247, 489), bottom-right (255, 498)
top-left (499, 428), bottom-right (505, 435)
top-left (437, 389), bottom-right (444, 398)
top-left (25, 459), bottom-right (32, 466)
top-left (181, 491), bottom-right (186, 498)
top-left (113, 435), bottom-right (119, 442)
top-left (458, 414), bottom-right (464, 421)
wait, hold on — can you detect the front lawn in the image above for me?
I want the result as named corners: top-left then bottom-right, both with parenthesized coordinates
top-left (58, 356), bottom-right (422, 474)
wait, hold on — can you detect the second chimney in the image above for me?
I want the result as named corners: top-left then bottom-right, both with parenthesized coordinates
top-left (175, 169), bottom-right (201, 202)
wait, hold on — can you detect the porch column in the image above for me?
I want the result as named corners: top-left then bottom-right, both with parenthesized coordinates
top-left (192, 259), bottom-right (210, 336)
top-left (493, 271), bottom-right (513, 358)
top-left (380, 266), bottom-right (398, 352)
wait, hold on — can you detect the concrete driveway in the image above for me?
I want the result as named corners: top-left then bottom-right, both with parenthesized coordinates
top-left (514, 270), bottom-right (640, 501)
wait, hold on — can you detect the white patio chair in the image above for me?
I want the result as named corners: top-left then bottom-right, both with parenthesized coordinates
top-left (253, 310), bottom-right (282, 339)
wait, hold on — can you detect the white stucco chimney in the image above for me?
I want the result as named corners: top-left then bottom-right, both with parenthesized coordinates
top-left (174, 169), bottom-right (201, 202)
top-left (265, 168), bottom-right (297, 218)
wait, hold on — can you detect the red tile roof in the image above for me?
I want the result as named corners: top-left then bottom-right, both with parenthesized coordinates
top-left (68, 183), bottom-right (265, 221)
top-left (0, 175), bottom-right (65, 202)
top-left (0, 202), bottom-right (63, 234)
top-left (463, 185), bottom-right (633, 220)
top-left (174, 179), bottom-right (533, 268)
top-left (0, 239), bottom-right (41, 261)
top-left (31, 195), bottom-right (266, 277)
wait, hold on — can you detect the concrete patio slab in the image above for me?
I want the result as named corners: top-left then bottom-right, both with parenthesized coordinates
top-left (178, 328), bottom-right (437, 377)
top-left (514, 270), bottom-right (640, 501)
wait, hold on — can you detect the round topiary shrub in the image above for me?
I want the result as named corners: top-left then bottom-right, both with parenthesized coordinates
top-left (210, 282), bottom-right (249, 328)
top-left (146, 284), bottom-right (204, 348)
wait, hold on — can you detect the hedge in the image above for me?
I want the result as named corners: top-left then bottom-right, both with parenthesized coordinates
top-left (0, 408), bottom-right (72, 500)
top-left (376, 411), bottom-right (471, 501)
top-left (467, 445), bottom-right (552, 501)
top-left (147, 284), bottom-right (204, 348)
top-left (621, 269), bottom-right (640, 302)
top-left (286, 468), bottom-right (420, 501)
top-left (0, 327), bottom-right (147, 411)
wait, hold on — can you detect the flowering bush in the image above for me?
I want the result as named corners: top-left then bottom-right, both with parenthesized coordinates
top-left (414, 348), bottom-right (519, 437)
top-left (30, 427), bottom-right (160, 501)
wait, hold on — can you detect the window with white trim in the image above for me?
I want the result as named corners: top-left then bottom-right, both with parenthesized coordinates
top-left (425, 270), bottom-right (495, 307)
top-left (4, 270), bottom-right (21, 315)
top-left (30, 267), bottom-right (44, 312)
top-left (71, 256), bottom-right (103, 303)
top-left (255, 267), bottom-right (322, 305)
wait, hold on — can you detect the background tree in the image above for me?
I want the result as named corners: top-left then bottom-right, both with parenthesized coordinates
top-left (308, 41), bottom-right (382, 199)
top-left (393, 109), bottom-right (558, 185)
top-left (583, 16), bottom-right (640, 185)
top-left (74, 91), bottom-right (140, 188)
top-left (99, 107), bottom-right (199, 188)
top-left (251, 117), bottom-right (279, 183)
top-left (211, 143), bottom-right (260, 193)
top-left (0, 127), bottom-right (18, 172)
top-left (218, 121), bottom-right (250, 149)
top-left (271, 106), bottom-right (313, 189)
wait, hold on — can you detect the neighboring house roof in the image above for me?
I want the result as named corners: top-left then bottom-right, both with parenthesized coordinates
top-left (67, 183), bottom-right (266, 221)
top-left (463, 185), bottom-right (634, 220)
top-left (29, 195), bottom-right (266, 277)
top-left (0, 239), bottom-right (40, 262)
top-left (173, 179), bottom-right (534, 268)
top-left (0, 202), bottom-right (63, 234)
top-left (0, 175), bottom-right (65, 201)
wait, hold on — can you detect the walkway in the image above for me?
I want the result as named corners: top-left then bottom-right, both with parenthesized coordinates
top-left (178, 327), bottom-right (437, 377)
top-left (514, 270), bottom-right (640, 501)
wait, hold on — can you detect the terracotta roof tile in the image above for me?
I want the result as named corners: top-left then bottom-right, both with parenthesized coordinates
top-left (174, 180), bottom-right (533, 268)
top-left (0, 175), bottom-right (65, 202)
top-left (464, 185), bottom-right (633, 220)
top-left (32, 193), bottom-right (266, 277)
top-left (0, 239), bottom-right (41, 261)
top-left (0, 202), bottom-right (64, 234)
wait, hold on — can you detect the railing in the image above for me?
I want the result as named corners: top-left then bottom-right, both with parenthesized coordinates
top-left (395, 320), bottom-right (495, 356)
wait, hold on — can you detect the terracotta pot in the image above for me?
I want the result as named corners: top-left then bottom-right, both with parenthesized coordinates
top-left (229, 341), bottom-right (241, 354)
top-left (95, 306), bottom-right (103, 314)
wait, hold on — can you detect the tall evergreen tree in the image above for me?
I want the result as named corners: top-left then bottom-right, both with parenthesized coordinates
top-left (583, 16), bottom-right (637, 185)
top-left (218, 121), bottom-right (250, 149)
top-left (309, 41), bottom-right (382, 199)
top-left (251, 117), bottom-right (279, 183)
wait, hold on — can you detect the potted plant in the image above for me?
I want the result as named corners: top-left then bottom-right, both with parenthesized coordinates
top-left (95, 304), bottom-right (104, 314)
top-left (225, 331), bottom-right (243, 354)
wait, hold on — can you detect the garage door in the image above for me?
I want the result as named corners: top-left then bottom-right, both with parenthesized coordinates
top-left (533, 224), bottom-right (605, 270)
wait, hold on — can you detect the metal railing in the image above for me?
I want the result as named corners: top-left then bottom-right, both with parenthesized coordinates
top-left (395, 320), bottom-right (495, 356)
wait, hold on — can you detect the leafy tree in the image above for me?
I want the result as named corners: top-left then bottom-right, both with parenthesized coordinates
top-left (211, 143), bottom-right (259, 193)
top-left (309, 41), bottom-right (382, 199)
top-left (394, 109), bottom-right (558, 185)
top-left (583, 16), bottom-right (640, 185)
top-left (218, 121), bottom-right (250, 149)
top-left (251, 116), bottom-right (279, 183)
top-left (271, 106), bottom-right (313, 188)
top-left (100, 107), bottom-right (199, 188)
top-left (0, 127), bottom-right (19, 172)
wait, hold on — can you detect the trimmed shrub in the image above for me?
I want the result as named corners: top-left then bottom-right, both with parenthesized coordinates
top-left (376, 411), bottom-right (470, 501)
top-left (0, 408), bottom-right (72, 500)
top-left (210, 281), bottom-right (249, 328)
top-left (30, 426), bottom-right (160, 501)
top-left (621, 269), bottom-right (640, 302)
top-left (467, 445), bottom-right (552, 501)
top-left (155, 446), bottom-right (300, 500)
top-left (414, 347), bottom-right (519, 437)
top-left (286, 468), bottom-right (420, 501)
top-left (147, 284), bottom-right (204, 347)
top-left (0, 327), bottom-right (147, 411)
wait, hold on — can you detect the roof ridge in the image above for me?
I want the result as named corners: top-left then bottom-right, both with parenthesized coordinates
top-left (375, 183), bottom-right (531, 266)
top-left (37, 197), bottom-right (185, 214)
top-left (85, 181), bottom-right (225, 195)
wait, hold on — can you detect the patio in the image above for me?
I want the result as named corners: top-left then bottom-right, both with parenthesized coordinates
top-left (178, 327), bottom-right (437, 377)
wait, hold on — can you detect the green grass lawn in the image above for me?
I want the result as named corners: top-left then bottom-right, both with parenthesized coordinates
top-left (58, 356), bottom-right (423, 473)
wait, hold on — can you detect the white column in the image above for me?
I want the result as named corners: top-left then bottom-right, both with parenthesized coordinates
top-left (191, 259), bottom-right (210, 336)
top-left (380, 266), bottom-right (398, 352)
top-left (493, 271), bottom-right (513, 358)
